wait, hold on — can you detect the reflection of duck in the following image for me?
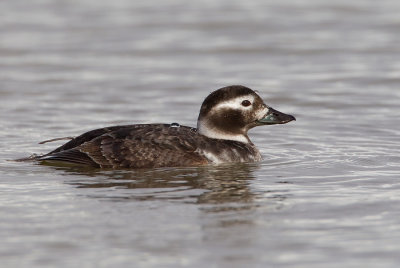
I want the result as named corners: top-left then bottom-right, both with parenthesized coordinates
top-left (62, 163), bottom-right (259, 205)
top-left (26, 85), bottom-right (295, 168)
top-left (51, 163), bottom-right (288, 213)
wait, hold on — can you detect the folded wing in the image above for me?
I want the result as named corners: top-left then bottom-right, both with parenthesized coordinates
top-left (40, 124), bottom-right (208, 168)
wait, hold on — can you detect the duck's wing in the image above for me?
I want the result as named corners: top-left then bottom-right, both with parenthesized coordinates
top-left (40, 124), bottom-right (209, 168)
top-left (15, 124), bottom-right (134, 163)
top-left (47, 124), bottom-right (140, 154)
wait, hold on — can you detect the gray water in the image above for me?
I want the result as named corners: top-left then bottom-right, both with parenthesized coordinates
top-left (1, 0), bottom-right (400, 267)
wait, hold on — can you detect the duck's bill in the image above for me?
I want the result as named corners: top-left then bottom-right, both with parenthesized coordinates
top-left (257, 107), bottom-right (296, 125)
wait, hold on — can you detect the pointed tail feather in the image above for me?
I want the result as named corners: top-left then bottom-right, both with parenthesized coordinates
top-left (39, 149), bottom-right (100, 167)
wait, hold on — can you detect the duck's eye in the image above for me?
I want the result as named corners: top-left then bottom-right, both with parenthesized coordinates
top-left (241, 100), bottom-right (251, 107)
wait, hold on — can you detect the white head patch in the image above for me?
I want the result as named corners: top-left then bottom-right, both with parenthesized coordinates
top-left (211, 94), bottom-right (256, 112)
top-left (256, 105), bottom-right (270, 120)
top-left (197, 93), bottom-right (270, 143)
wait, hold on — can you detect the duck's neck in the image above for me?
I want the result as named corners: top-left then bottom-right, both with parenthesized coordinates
top-left (197, 120), bottom-right (250, 143)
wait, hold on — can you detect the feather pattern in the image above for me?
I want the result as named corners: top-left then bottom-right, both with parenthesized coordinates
top-left (39, 124), bottom-right (261, 168)
top-left (22, 85), bottom-right (296, 169)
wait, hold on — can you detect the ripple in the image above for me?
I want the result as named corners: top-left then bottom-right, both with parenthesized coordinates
top-left (1, 0), bottom-right (400, 267)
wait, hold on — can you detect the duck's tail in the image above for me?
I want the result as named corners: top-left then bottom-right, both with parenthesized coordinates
top-left (13, 154), bottom-right (44, 162)
top-left (14, 136), bottom-right (75, 162)
top-left (38, 137), bottom-right (74, 144)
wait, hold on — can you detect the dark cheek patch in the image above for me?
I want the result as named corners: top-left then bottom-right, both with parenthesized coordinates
top-left (210, 109), bottom-right (246, 134)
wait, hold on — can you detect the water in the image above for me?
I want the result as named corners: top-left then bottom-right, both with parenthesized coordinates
top-left (1, 0), bottom-right (400, 267)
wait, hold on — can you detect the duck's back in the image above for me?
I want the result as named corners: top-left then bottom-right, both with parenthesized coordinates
top-left (39, 123), bottom-right (262, 168)
top-left (41, 124), bottom-right (209, 168)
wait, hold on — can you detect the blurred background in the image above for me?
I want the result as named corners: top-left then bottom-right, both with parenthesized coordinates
top-left (1, 0), bottom-right (399, 131)
top-left (1, 0), bottom-right (400, 267)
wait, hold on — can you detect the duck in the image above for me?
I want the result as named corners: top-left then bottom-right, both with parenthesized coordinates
top-left (28, 85), bottom-right (295, 168)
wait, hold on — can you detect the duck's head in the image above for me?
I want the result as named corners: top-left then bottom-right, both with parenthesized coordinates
top-left (197, 85), bottom-right (296, 143)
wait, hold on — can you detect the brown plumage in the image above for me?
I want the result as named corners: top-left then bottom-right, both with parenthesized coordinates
top-left (40, 124), bottom-right (260, 168)
top-left (21, 85), bottom-right (296, 169)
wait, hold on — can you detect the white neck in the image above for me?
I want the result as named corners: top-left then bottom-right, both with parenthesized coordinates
top-left (197, 120), bottom-right (249, 143)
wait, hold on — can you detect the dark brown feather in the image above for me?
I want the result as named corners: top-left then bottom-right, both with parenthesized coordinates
top-left (41, 124), bottom-right (209, 168)
top-left (47, 125), bottom-right (136, 154)
top-left (41, 149), bottom-right (100, 167)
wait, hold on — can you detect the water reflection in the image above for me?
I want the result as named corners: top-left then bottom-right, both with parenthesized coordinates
top-left (52, 163), bottom-right (263, 206)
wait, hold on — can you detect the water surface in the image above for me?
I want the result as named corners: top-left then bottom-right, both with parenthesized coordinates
top-left (1, 0), bottom-right (400, 267)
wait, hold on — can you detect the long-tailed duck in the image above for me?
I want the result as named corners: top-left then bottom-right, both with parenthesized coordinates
top-left (24, 85), bottom-right (295, 168)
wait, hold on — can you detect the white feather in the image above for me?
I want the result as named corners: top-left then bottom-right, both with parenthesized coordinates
top-left (212, 95), bottom-right (256, 111)
top-left (197, 120), bottom-right (250, 143)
